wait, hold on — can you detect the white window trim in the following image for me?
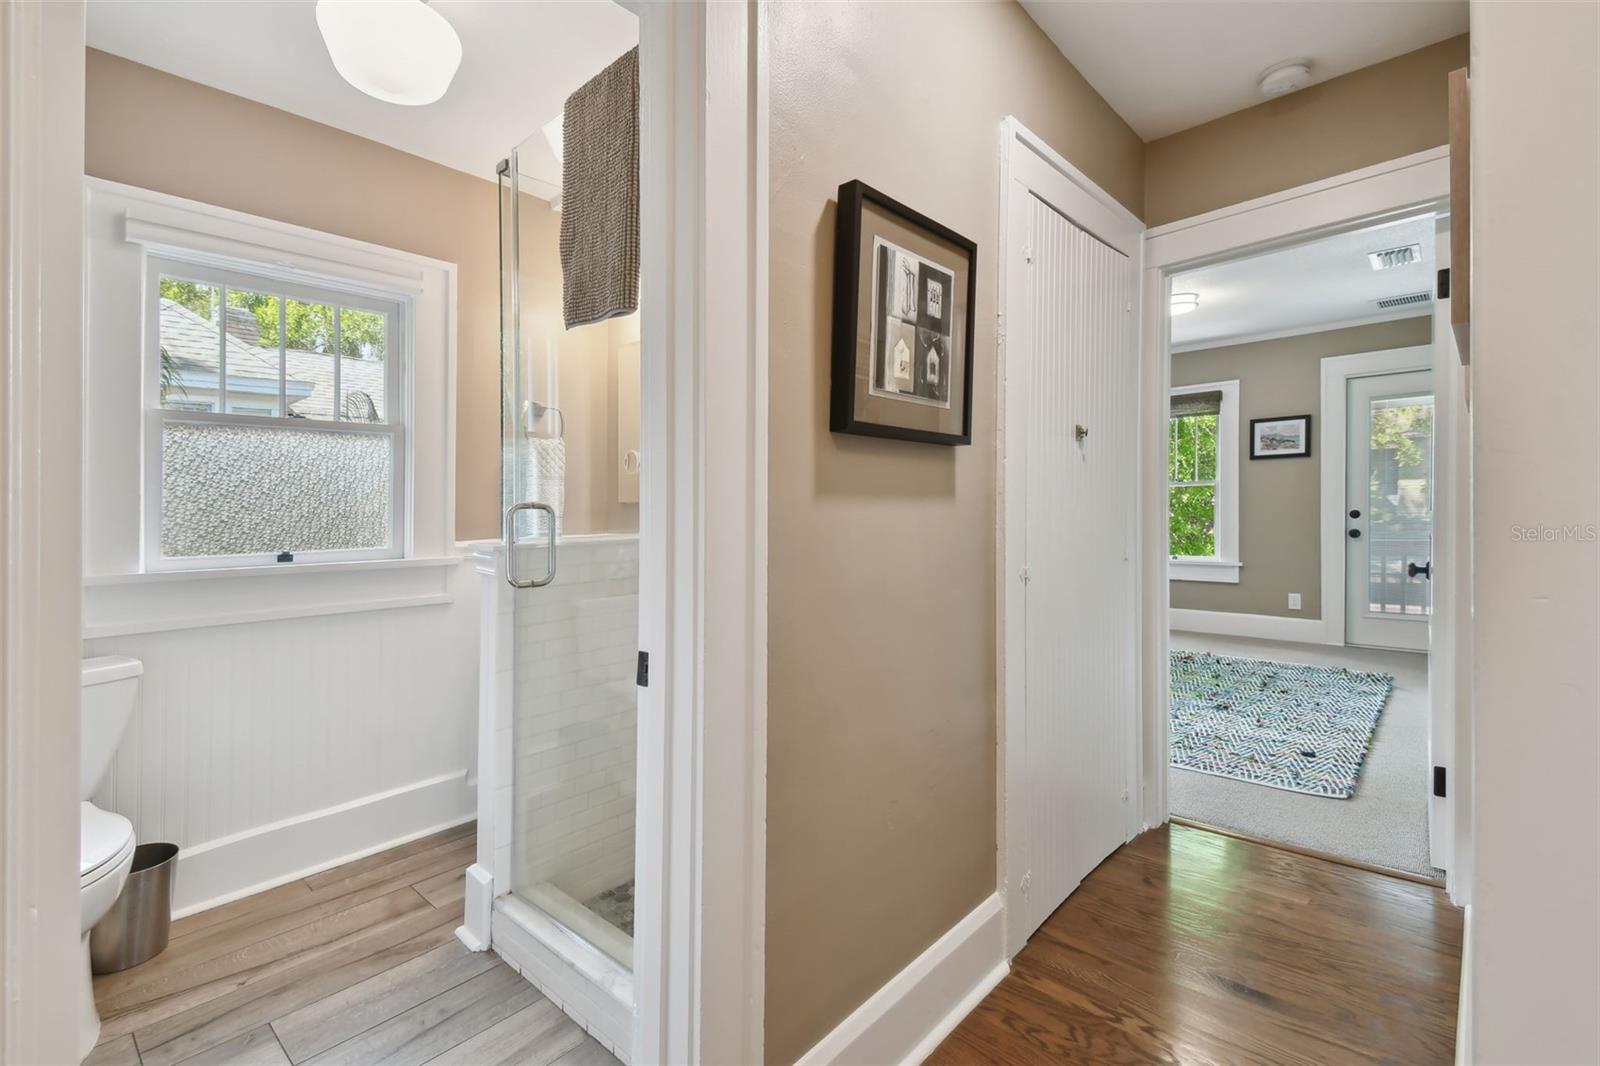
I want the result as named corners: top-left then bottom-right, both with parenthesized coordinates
top-left (1168, 378), bottom-right (1240, 583)
top-left (142, 255), bottom-right (411, 571)
top-left (83, 177), bottom-right (457, 631)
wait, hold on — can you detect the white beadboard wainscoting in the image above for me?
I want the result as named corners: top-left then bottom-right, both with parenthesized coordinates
top-left (83, 553), bottom-right (486, 915)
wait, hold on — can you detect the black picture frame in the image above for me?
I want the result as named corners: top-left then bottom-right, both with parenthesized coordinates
top-left (1249, 414), bottom-right (1313, 459)
top-left (830, 180), bottom-right (977, 445)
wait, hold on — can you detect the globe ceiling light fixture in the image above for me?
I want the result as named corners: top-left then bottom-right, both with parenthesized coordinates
top-left (315, 0), bottom-right (463, 107)
top-left (1170, 292), bottom-right (1201, 316)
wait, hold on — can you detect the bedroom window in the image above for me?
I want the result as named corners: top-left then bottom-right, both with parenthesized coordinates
top-left (1169, 379), bottom-right (1240, 583)
top-left (148, 257), bottom-right (407, 569)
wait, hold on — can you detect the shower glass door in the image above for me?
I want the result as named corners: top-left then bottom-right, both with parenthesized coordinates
top-left (499, 136), bottom-right (639, 969)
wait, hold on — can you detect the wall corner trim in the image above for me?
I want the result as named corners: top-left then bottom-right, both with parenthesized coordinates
top-left (796, 893), bottom-right (1007, 1066)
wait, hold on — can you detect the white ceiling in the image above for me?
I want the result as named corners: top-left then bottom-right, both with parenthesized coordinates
top-left (1019, 0), bottom-right (1467, 140)
top-left (1171, 214), bottom-right (1438, 351)
top-left (86, 0), bottom-right (638, 197)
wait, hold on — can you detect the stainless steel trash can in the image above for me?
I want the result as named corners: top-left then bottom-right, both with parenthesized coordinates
top-left (90, 842), bottom-right (178, 974)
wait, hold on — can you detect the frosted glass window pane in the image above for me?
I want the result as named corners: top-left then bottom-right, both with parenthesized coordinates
top-left (161, 422), bottom-right (391, 558)
top-left (338, 306), bottom-right (387, 422)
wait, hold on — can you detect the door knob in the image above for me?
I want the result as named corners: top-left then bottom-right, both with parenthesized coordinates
top-left (1408, 561), bottom-right (1432, 579)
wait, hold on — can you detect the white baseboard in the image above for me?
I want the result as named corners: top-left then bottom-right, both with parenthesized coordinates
top-left (1170, 608), bottom-right (1334, 645)
top-left (797, 893), bottom-right (1007, 1066)
top-left (457, 863), bottom-right (494, 952)
top-left (1455, 904), bottom-right (1473, 1066)
top-left (169, 769), bottom-right (475, 916)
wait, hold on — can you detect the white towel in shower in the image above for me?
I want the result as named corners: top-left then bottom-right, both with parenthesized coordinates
top-left (559, 47), bottom-right (639, 330)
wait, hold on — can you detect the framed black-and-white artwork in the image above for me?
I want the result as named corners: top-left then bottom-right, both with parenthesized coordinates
top-left (1250, 414), bottom-right (1312, 459)
top-left (831, 180), bottom-right (976, 445)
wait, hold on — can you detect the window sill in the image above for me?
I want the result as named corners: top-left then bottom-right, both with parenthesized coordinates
top-left (1169, 558), bottom-right (1241, 584)
top-left (83, 555), bottom-right (468, 639)
top-left (83, 555), bottom-right (465, 587)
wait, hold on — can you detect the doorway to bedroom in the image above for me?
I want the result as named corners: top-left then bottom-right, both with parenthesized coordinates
top-left (1164, 214), bottom-right (1444, 881)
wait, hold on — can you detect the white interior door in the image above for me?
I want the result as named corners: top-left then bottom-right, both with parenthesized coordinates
top-left (1344, 370), bottom-right (1435, 650)
top-left (1018, 189), bottom-right (1137, 942)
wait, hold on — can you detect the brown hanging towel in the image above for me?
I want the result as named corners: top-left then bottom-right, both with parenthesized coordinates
top-left (559, 46), bottom-right (640, 330)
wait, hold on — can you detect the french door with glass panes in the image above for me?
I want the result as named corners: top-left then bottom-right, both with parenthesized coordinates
top-left (1344, 369), bottom-right (1435, 650)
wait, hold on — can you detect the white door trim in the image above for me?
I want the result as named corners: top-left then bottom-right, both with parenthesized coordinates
top-left (997, 116), bottom-right (1144, 960)
top-left (1, 3), bottom-right (87, 1063)
top-left (1319, 346), bottom-right (1434, 649)
top-left (1429, 218), bottom-right (1465, 894)
top-left (632, 1), bottom-right (768, 1063)
top-left (1139, 151), bottom-right (1451, 833)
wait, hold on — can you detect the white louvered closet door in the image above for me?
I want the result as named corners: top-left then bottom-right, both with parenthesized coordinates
top-left (1020, 190), bottom-right (1138, 940)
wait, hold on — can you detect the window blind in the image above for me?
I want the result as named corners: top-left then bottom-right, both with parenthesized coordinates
top-left (1170, 389), bottom-right (1223, 418)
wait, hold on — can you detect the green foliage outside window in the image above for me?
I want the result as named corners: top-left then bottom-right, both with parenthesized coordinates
top-left (1169, 413), bottom-right (1218, 557)
top-left (160, 278), bottom-right (385, 360)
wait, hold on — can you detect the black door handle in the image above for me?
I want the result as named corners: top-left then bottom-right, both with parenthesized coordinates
top-left (1408, 561), bottom-right (1432, 579)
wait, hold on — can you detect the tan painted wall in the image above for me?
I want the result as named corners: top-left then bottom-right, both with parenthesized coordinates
top-left (1465, 2), bottom-right (1600, 1060)
top-left (765, 2), bottom-right (1143, 1061)
top-left (510, 190), bottom-right (639, 535)
top-left (1170, 317), bottom-right (1432, 620)
top-left (1144, 35), bottom-right (1469, 226)
top-left (84, 49), bottom-right (635, 541)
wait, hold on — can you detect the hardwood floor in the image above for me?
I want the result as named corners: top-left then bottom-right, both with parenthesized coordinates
top-left (88, 823), bottom-right (618, 1066)
top-left (930, 823), bottom-right (1463, 1065)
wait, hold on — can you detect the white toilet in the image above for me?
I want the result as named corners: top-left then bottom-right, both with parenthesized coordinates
top-left (79, 655), bottom-right (141, 1060)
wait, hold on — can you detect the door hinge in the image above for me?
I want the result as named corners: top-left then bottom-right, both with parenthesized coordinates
top-left (636, 651), bottom-right (649, 688)
top-left (1019, 565), bottom-right (1031, 585)
top-left (1018, 871), bottom-right (1031, 898)
top-left (1433, 765), bottom-right (1447, 798)
top-left (1023, 244), bottom-right (1033, 264)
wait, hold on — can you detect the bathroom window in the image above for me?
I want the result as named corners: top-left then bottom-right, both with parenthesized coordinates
top-left (147, 258), bottom-right (408, 569)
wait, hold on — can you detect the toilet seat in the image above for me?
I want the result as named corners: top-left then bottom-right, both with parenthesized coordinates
top-left (81, 802), bottom-right (134, 888)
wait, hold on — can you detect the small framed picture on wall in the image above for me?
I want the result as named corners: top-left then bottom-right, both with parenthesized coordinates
top-left (1250, 414), bottom-right (1313, 459)
top-left (830, 180), bottom-right (976, 445)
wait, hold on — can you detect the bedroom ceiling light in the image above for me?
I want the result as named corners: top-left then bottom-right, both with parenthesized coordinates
top-left (315, 0), bottom-right (462, 107)
top-left (1170, 292), bottom-right (1200, 316)
top-left (1257, 60), bottom-right (1312, 97)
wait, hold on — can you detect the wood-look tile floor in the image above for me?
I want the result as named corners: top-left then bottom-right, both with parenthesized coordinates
top-left (87, 823), bottom-right (618, 1066)
top-left (931, 823), bottom-right (1463, 1065)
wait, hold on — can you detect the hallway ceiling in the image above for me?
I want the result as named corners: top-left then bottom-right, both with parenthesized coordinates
top-left (1171, 214), bottom-right (1438, 351)
top-left (1020, 0), bottom-right (1467, 140)
top-left (86, 0), bottom-right (638, 197)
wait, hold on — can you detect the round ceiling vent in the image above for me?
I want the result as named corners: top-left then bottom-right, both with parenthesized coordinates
top-left (1258, 60), bottom-right (1313, 97)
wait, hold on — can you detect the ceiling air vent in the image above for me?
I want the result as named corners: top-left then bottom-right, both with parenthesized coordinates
top-left (1368, 244), bottom-right (1422, 270)
top-left (1376, 291), bottom-right (1433, 309)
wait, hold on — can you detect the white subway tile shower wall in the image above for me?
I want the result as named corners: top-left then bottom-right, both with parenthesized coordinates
top-left (511, 537), bottom-right (639, 914)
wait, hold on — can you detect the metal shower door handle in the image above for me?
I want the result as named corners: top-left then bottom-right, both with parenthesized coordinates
top-left (504, 501), bottom-right (557, 589)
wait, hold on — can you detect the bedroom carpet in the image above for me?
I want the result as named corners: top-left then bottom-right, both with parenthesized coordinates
top-left (1169, 631), bottom-right (1441, 877)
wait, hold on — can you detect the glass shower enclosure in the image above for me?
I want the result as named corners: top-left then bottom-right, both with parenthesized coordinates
top-left (496, 134), bottom-right (640, 972)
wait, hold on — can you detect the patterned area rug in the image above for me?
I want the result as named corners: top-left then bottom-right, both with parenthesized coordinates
top-left (1170, 651), bottom-right (1394, 798)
